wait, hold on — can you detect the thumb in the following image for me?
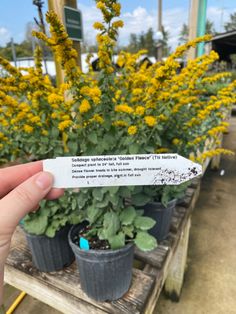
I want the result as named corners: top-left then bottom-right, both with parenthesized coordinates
top-left (0, 172), bottom-right (53, 232)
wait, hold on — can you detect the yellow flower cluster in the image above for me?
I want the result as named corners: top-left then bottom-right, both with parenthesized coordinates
top-left (0, 0), bottom-right (235, 166)
top-left (115, 104), bottom-right (134, 114)
top-left (80, 86), bottom-right (101, 104)
top-left (196, 148), bottom-right (234, 163)
top-left (144, 116), bottom-right (156, 127)
top-left (128, 126), bottom-right (137, 135)
top-left (135, 106), bottom-right (145, 116)
top-left (79, 99), bottom-right (91, 114)
top-left (58, 120), bottom-right (72, 131)
top-left (113, 120), bottom-right (128, 127)
top-left (202, 72), bottom-right (232, 84)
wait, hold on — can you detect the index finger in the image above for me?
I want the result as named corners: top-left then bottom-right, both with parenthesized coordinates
top-left (0, 161), bottom-right (42, 197)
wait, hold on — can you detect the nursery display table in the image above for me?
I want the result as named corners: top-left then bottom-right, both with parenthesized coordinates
top-left (5, 181), bottom-right (200, 314)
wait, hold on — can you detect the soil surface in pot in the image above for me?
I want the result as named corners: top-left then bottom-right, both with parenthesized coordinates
top-left (73, 226), bottom-right (110, 250)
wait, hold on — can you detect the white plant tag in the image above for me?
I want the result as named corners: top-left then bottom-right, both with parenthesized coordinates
top-left (43, 154), bottom-right (202, 188)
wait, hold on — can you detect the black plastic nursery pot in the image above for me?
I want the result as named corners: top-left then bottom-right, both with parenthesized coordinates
top-left (25, 224), bottom-right (75, 272)
top-left (143, 199), bottom-right (177, 242)
top-left (68, 224), bottom-right (134, 302)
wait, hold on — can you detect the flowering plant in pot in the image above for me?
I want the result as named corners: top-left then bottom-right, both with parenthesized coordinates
top-left (130, 182), bottom-right (190, 241)
top-left (68, 186), bottom-right (157, 301)
top-left (22, 190), bottom-right (81, 272)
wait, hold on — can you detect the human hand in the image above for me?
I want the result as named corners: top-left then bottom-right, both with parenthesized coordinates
top-left (0, 161), bottom-right (64, 261)
top-left (0, 161), bottom-right (64, 306)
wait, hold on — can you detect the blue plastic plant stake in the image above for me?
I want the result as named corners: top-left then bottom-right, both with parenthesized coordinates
top-left (80, 237), bottom-right (90, 250)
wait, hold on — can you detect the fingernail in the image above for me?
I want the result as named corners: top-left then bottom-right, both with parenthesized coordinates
top-left (35, 172), bottom-right (53, 190)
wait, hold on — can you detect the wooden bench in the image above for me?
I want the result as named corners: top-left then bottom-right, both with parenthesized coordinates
top-left (5, 180), bottom-right (200, 314)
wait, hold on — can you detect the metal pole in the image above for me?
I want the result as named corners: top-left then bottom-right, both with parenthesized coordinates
top-left (158, 0), bottom-right (162, 32)
top-left (157, 0), bottom-right (163, 61)
top-left (10, 38), bottom-right (17, 67)
top-left (197, 0), bottom-right (208, 57)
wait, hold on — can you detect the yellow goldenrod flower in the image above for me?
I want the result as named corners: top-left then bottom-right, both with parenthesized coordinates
top-left (48, 93), bottom-right (64, 104)
top-left (90, 114), bottom-right (104, 124)
top-left (51, 112), bottom-right (57, 119)
top-left (113, 120), bottom-right (128, 127)
top-left (93, 22), bottom-right (104, 30)
top-left (115, 104), bottom-right (134, 114)
top-left (112, 3), bottom-right (121, 15)
top-left (96, 2), bottom-right (106, 10)
top-left (62, 114), bottom-right (70, 120)
top-left (128, 126), bottom-right (137, 135)
top-left (23, 125), bottom-right (34, 133)
top-left (42, 130), bottom-right (49, 136)
top-left (79, 99), bottom-right (91, 114)
top-left (112, 20), bottom-right (124, 29)
top-left (156, 148), bottom-right (169, 153)
top-left (135, 106), bottom-right (145, 116)
top-left (172, 138), bottom-right (180, 145)
top-left (144, 116), bottom-right (156, 127)
top-left (58, 120), bottom-right (72, 131)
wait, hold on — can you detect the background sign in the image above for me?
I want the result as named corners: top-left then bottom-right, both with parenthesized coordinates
top-left (64, 6), bottom-right (83, 41)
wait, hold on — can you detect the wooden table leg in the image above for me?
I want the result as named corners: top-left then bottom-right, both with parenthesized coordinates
top-left (164, 218), bottom-right (191, 301)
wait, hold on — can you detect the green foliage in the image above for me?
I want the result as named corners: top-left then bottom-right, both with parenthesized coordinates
top-left (23, 190), bottom-right (84, 237)
top-left (127, 28), bottom-right (157, 56)
top-left (131, 182), bottom-right (190, 207)
top-left (78, 186), bottom-right (157, 251)
top-left (134, 231), bottom-right (157, 251)
top-left (224, 12), bottom-right (236, 32)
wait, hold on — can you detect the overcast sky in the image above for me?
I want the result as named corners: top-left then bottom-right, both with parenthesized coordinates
top-left (0, 0), bottom-right (235, 50)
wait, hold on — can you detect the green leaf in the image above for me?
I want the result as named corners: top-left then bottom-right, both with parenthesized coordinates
top-left (100, 139), bottom-right (110, 151)
top-left (49, 204), bottom-right (60, 215)
top-left (122, 225), bottom-right (134, 238)
top-left (68, 213), bottom-right (84, 225)
top-left (109, 232), bottom-right (125, 250)
top-left (127, 186), bottom-right (136, 192)
top-left (134, 231), bottom-right (157, 251)
top-left (45, 226), bottom-right (57, 238)
top-left (23, 214), bottom-right (48, 235)
top-left (103, 212), bottom-right (120, 238)
top-left (132, 186), bottom-right (143, 194)
top-left (98, 228), bottom-right (106, 240)
top-left (77, 192), bottom-right (89, 209)
top-left (120, 206), bottom-right (136, 225)
top-left (161, 192), bottom-right (169, 207)
top-left (144, 146), bottom-right (155, 153)
top-left (92, 188), bottom-right (105, 201)
top-left (134, 216), bottom-right (156, 230)
top-left (51, 127), bottom-right (59, 137)
top-left (88, 132), bottom-right (98, 144)
top-left (136, 209), bottom-right (144, 216)
top-left (119, 186), bottom-right (131, 198)
top-left (67, 141), bottom-right (78, 155)
top-left (87, 206), bottom-right (102, 223)
top-left (131, 193), bottom-right (151, 206)
top-left (107, 186), bottom-right (120, 196)
top-left (129, 143), bottom-right (139, 154)
top-left (107, 193), bottom-right (120, 207)
top-left (71, 198), bottom-right (77, 210)
top-left (96, 196), bottom-right (110, 208)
